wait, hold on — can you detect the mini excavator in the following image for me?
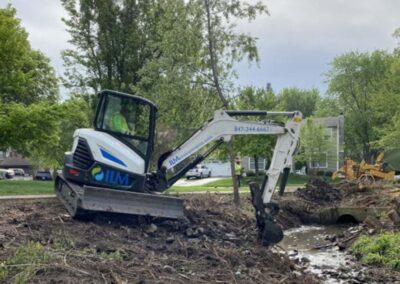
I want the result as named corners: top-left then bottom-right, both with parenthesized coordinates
top-left (55, 90), bottom-right (302, 245)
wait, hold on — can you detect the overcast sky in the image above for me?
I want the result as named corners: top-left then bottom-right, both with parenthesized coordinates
top-left (1, 0), bottom-right (399, 97)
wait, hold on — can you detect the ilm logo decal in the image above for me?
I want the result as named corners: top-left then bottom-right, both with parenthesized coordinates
top-left (91, 166), bottom-right (130, 186)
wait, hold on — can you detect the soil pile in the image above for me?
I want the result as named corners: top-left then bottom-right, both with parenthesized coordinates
top-left (294, 179), bottom-right (342, 204)
top-left (0, 195), bottom-right (318, 283)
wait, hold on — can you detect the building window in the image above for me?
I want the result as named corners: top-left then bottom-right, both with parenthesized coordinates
top-left (324, 128), bottom-right (333, 140)
top-left (248, 157), bottom-right (266, 171)
top-left (314, 153), bottom-right (328, 168)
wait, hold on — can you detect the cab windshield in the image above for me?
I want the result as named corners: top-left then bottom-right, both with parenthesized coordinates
top-left (95, 93), bottom-right (151, 155)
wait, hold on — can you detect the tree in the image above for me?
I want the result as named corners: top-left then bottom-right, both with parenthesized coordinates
top-left (0, 5), bottom-right (58, 104)
top-left (326, 51), bottom-right (393, 161)
top-left (0, 102), bottom-right (60, 161)
top-left (296, 118), bottom-right (332, 170)
top-left (233, 86), bottom-right (278, 175)
top-left (0, 99), bottom-right (90, 170)
top-left (277, 88), bottom-right (320, 118)
top-left (200, 0), bottom-right (268, 206)
top-left (314, 96), bottom-right (341, 117)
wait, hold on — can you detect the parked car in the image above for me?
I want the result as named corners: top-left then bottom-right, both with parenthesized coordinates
top-left (0, 169), bottom-right (9, 180)
top-left (185, 165), bottom-right (212, 179)
top-left (34, 171), bottom-right (52, 181)
top-left (3, 169), bottom-right (15, 179)
top-left (9, 168), bottom-right (25, 176)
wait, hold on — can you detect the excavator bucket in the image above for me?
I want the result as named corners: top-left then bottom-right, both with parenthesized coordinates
top-left (249, 182), bottom-right (284, 246)
top-left (55, 174), bottom-right (184, 219)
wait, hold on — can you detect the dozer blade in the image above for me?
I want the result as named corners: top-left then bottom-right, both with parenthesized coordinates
top-left (55, 174), bottom-right (184, 219)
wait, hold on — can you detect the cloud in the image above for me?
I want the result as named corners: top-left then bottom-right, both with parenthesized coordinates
top-left (234, 0), bottom-right (400, 93)
top-left (1, 0), bottom-right (399, 97)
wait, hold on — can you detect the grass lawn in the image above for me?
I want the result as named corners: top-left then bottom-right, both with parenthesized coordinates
top-left (0, 180), bottom-right (54, 196)
top-left (0, 174), bottom-right (309, 195)
top-left (203, 174), bottom-right (309, 188)
top-left (168, 174), bottom-right (308, 193)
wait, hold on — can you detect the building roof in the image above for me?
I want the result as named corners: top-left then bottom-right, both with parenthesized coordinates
top-left (0, 157), bottom-right (31, 167)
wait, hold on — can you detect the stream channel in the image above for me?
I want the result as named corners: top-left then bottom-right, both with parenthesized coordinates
top-left (279, 225), bottom-right (363, 283)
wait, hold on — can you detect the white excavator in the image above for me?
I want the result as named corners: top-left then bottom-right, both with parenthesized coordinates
top-left (55, 90), bottom-right (302, 245)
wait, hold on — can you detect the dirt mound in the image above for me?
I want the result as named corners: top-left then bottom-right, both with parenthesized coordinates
top-left (295, 179), bottom-right (342, 204)
top-left (0, 195), bottom-right (318, 283)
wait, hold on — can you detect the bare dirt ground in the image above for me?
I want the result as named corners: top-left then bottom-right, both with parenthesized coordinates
top-left (0, 194), bottom-right (318, 284)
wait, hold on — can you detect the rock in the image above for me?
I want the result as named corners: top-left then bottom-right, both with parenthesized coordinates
top-left (166, 236), bottom-right (175, 244)
top-left (185, 228), bottom-right (194, 237)
top-left (300, 256), bottom-right (310, 263)
top-left (145, 223), bottom-right (158, 234)
top-left (224, 233), bottom-right (238, 240)
top-left (163, 265), bottom-right (176, 274)
top-left (392, 196), bottom-right (400, 213)
top-left (293, 271), bottom-right (302, 278)
top-left (363, 215), bottom-right (382, 230)
top-left (367, 228), bottom-right (376, 235)
top-left (243, 250), bottom-right (251, 256)
top-left (324, 234), bottom-right (336, 242)
top-left (338, 242), bottom-right (346, 251)
top-left (387, 209), bottom-right (400, 225)
top-left (196, 227), bottom-right (205, 234)
top-left (288, 250), bottom-right (298, 257)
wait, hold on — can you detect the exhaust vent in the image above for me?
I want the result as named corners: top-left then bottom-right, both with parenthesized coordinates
top-left (73, 138), bottom-right (94, 170)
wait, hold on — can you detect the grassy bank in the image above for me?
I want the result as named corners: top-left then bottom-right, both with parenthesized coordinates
top-left (351, 232), bottom-right (400, 271)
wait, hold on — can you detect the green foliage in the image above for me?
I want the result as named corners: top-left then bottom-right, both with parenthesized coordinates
top-left (0, 98), bottom-right (90, 169)
top-left (314, 96), bottom-right (341, 117)
top-left (0, 5), bottom-right (58, 104)
top-left (0, 241), bottom-right (50, 283)
top-left (351, 232), bottom-right (400, 270)
top-left (277, 88), bottom-right (320, 118)
top-left (50, 231), bottom-right (75, 252)
top-left (326, 50), bottom-right (394, 160)
top-left (232, 86), bottom-right (279, 168)
top-left (296, 118), bottom-right (333, 168)
top-left (99, 250), bottom-right (123, 261)
top-left (0, 102), bottom-right (60, 158)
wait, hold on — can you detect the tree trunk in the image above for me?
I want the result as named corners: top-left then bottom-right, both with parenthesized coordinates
top-left (254, 155), bottom-right (259, 177)
top-left (228, 139), bottom-right (240, 206)
top-left (203, 0), bottom-right (239, 206)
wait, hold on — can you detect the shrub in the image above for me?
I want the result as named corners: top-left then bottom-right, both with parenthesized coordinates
top-left (351, 233), bottom-right (400, 270)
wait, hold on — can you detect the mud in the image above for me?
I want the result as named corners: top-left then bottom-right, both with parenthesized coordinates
top-left (0, 194), bottom-right (319, 283)
top-left (294, 179), bottom-right (342, 204)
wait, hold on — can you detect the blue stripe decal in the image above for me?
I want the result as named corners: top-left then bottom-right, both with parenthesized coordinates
top-left (100, 148), bottom-right (127, 167)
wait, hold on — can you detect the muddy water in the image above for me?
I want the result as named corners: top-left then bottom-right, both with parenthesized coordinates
top-left (279, 225), bottom-right (361, 283)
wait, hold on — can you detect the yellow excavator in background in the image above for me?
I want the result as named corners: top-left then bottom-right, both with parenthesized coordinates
top-left (333, 151), bottom-right (395, 186)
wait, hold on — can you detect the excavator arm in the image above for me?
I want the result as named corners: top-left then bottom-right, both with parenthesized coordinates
top-left (147, 109), bottom-right (302, 245)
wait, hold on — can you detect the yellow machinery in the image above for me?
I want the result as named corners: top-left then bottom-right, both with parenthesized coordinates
top-left (333, 152), bottom-right (395, 185)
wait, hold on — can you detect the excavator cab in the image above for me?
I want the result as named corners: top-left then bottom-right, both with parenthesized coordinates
top-left (94, 90), bottom-right (157, 171)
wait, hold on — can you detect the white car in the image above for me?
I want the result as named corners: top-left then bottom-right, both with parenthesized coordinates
top-left (185, 165), bottom-right (212, 179)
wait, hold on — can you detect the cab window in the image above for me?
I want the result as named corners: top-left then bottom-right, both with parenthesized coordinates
top-left (95, 93), bottom-right (151, 155)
